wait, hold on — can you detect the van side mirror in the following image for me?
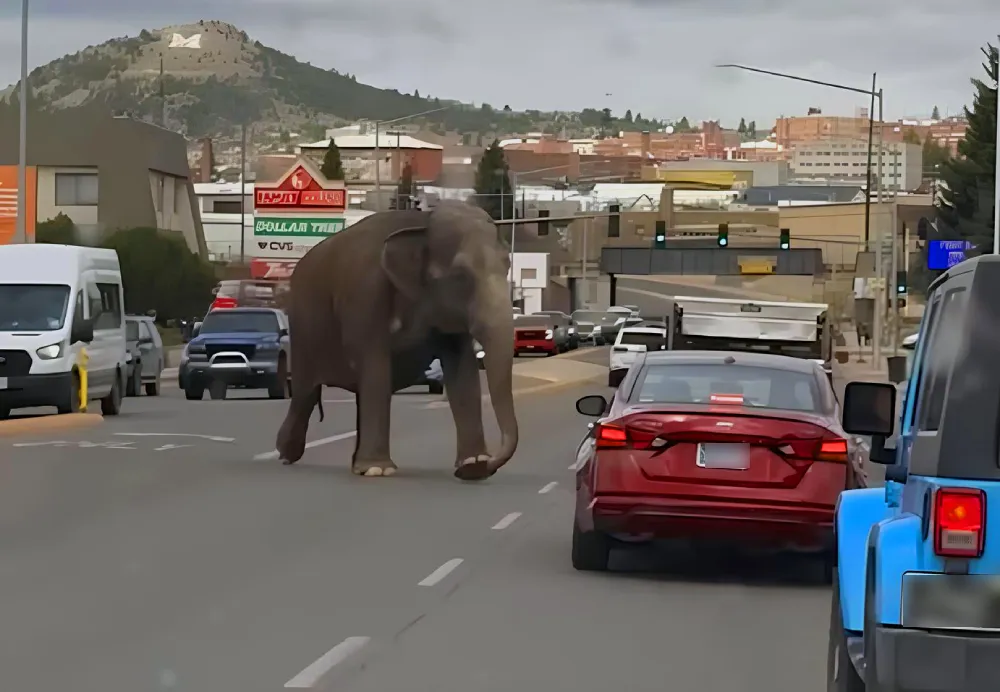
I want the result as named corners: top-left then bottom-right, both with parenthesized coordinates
top-left (279, 328), bottom-right (289, 337)
top-left (71, 318), bottom-right (94, 345)
top-left (842, 381), bottom-right (896, 436)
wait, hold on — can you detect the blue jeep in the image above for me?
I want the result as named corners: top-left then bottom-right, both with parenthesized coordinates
top-left (180, 307), bottom-right (291, 401)
top-left (829, 255), bottom-right (1000, 691)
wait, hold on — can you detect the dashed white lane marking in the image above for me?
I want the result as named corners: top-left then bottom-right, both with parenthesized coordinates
top-left (253, 431), bottom-right (357, 461)
top-left (418, 558), bottom-right (464, 587)
top-left (283, 636), bottom-right (371, 688)
top-left (115, 432), bottom-right (236, 443)
top-left (539, 481), bottom-right (558, 494)
top-left (491, 512), bottom-right (522, 530)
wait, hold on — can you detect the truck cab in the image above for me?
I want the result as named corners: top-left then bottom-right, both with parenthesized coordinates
top-left (829, 255), bottom-right (1000, 692)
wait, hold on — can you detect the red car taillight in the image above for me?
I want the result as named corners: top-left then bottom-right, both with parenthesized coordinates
top-left (594, 422), bottom-right (658, 450)
top-left (816, 439), bottom-right (849, 463)
top-left (211, 297), bottom-right (238, 310)
top-left (933, 487), bottom-right (985, 559)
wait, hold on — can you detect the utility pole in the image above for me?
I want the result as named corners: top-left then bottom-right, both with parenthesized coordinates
top-left (581, 216), bottom-right (588, 308)
top-left (872, 89), bottom-right (884, 369)
top-left (374, 121), bottom-right (380, 211)
top-left (239, 122), bottom-right (246, 263)
top-left (15, 0), bottom-right (29, 243)
top-left (889, 144), bottom-right (900, 354)
top-left (159, 56), bottom-right (166, 127)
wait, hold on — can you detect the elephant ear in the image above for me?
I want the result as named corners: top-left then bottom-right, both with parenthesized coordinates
top-left (381, 225), bottom-right (429, 300)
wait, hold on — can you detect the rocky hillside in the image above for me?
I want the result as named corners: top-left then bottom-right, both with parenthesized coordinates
top-left (2, 20), bottom-right (592, 139)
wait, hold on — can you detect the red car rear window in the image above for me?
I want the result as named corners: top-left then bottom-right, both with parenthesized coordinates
top-left (634, 364), bottom-right (821, 413)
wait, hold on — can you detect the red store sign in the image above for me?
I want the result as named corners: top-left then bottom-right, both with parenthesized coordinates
top-left (254, 188), bottom-right (346, 208)
top-left (250, 258), bottom-right (298, 279)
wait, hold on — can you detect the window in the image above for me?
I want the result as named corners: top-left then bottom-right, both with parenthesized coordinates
top-left (55, 173), bottom-right (99, 206)
top-left (126, 320), bottom-right (140, 341)
top-left (200, 310), bottom-right (279, 334)
top-left (521, 268), bottom-right (537, 281)
top-left (0, 284), bottom-right (71, 331)
top-left (139, 321), bottom-right (154, 341)
top-left (213, 200), bottom-right (242, 214)
top-left (917, 287), bottom-right (968, 432)
top-left (633, 363), bottom-right (821, 413)
top-left (619, 331), bottom-right (666, 350)
top-left (89, 282), bottom-right (122, 330)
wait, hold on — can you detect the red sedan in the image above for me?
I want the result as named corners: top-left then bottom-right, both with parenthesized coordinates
top-left (571, 350), bottom-right (864, 576)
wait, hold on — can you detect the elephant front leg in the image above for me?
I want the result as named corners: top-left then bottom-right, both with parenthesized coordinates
top-left (440, 338), bottom-right (490, 481)
top-left (352, 350), bottom-right (397, 477)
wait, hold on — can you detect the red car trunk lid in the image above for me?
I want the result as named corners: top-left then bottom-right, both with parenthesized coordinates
top-left (515, 328), bottom-right (549, 340)
top-left (600, 406), bottom-right (844, 490)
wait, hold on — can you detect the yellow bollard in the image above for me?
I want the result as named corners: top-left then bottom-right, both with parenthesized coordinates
top-left (78, 348), bottom-right (89, 413)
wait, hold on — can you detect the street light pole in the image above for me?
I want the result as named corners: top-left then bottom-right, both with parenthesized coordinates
top-left (372, 106), bottom-right (450, 212)
top-left (994, 36), bottom-right (1000, 254)
top-left (716, 63), bottom-right (886, 367)
top-left (16, 0), bottom-right (29, 243)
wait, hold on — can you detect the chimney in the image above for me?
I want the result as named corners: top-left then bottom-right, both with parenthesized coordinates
top-left (200, 138), bottom-right (213, 183)
top-left (641, 130), bottom-right (651, 160)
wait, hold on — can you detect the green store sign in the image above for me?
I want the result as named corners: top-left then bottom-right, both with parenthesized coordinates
top-left (254, 217), bottom-right (346, 237)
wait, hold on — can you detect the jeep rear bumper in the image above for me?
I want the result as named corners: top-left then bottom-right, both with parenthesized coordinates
top-left (872, 625), bottom-right (1000, 691)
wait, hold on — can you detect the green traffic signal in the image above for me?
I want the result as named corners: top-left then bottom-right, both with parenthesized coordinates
top-left (779, 228), bottom-right (790, 250)
top-left (717, 223), bottom-right (729, 247)
top-left (654, 220), bottom-right (666, 249)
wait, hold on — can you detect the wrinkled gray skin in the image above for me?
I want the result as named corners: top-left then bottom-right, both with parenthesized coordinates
top-left (275, 201), bottom-right (519, 481)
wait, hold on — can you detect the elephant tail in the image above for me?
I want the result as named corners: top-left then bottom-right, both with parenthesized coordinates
top-left (315, 389), bottom-right (325, 422)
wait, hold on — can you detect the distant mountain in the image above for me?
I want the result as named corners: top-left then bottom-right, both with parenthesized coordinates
top-left (2, 20), bottom-right (654, 140)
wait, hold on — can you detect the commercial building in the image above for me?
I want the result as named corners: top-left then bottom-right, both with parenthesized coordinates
top-left (791, 139), bottom-right (922, 192)
top-left (297, 134), bottom-right (444, 186)
top-left (0, 107), bottom-right (206, 255)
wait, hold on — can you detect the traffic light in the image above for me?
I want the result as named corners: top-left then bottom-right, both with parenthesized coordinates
top-left (608, 203), bottom-right (620, 237)
top-left (779, 228), bottom-right (790, 250)
top-left (717, 223), bottom-right (729, 247)
top-left (654, 220), bottom-right (667, 249)
top-left (896, 270), bottom-right (907, 294)
top-left (537, 209), bottom-right (550, 236)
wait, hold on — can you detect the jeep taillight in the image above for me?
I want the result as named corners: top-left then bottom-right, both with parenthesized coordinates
top-left (933, 487), bottom-right (985, 559)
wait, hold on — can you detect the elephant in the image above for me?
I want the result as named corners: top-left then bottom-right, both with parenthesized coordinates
top-left (275, 200), bottom-right (519, 482)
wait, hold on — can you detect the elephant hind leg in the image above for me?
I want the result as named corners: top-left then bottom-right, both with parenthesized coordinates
top-left (276, 384), bottom-right (321, 465)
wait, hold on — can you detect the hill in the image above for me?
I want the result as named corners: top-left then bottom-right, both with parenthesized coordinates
top-left (1, 20), bottom-right (666, 140)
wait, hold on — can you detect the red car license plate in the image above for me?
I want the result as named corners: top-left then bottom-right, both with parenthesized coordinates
top-left (697, 443), bottom-right (750, 470)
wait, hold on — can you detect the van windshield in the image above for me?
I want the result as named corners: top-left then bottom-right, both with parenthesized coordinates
top-left (0, 284), bottom-right (71, 331)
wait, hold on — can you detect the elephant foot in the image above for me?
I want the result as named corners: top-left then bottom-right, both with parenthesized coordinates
top-left (352, 459), bottom-right (398, 477)
top-left (454, 454), bottom-right (493, 482)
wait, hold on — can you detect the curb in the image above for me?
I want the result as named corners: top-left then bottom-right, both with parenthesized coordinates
top-left (0, 413), bottom-right (104, 438)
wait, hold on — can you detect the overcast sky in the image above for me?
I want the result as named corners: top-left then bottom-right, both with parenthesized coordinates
top-left (0, 0), bottom-right (996, 127)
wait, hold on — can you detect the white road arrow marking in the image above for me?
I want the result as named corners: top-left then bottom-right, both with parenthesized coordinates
top-left (154, 444), bottom-right (193, 452)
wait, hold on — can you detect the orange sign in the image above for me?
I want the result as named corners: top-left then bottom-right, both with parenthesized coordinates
top-left (0, 166), bottom-right (37, 244)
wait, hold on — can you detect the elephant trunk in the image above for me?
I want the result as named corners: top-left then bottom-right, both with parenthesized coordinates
top-left (479, 319), bottom-right (519, 474)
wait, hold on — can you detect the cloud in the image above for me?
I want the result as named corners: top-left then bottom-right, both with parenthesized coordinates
top-left (0, 0), bottom-right (995, 125)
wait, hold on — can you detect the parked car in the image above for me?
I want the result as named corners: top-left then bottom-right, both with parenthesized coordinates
top-left (514, 315), bottom-right (559, 357)
top-left (419, 358), bottom-right (445, 394)
top-left (180, 307), bottom-right (291, 401)
top-left (532, 311), bottom-right (578, 350)
top-left (599, 312), bottom-right (645, 345)
top-left (571, 310), bottom-right (606, 344)
top-left (572, 350), bottom-right (857, 575)
top-left (124, 314), bottom-right (164, 396)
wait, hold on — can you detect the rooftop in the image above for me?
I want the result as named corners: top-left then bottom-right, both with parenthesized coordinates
top-left (300, 134), bottom-right (443, 150)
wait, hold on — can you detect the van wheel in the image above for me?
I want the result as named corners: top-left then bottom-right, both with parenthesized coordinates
top-left (145, 377), bottom-right (160, 396)
top-left (428, 381), bottom-right (444, 395)
top-left (0, 406), bottom-right (10, 420)
top-left (57, 372), bottom-right (82, 414)
top-left (127, 367), bottom-right (142, 397)
top-left (100, 373), bottom-right (123, 416)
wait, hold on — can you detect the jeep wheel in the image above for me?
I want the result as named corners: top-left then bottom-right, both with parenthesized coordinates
top-left (185, 384), bottom-right (205, 401)
top-left (208, 380), bottom-right (228, 400)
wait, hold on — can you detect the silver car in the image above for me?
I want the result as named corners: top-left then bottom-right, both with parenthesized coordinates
top-left (124, 315), bottom-right (164, 396)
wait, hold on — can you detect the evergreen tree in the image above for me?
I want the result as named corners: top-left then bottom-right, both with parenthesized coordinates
top-left (936, 43), bottom-right (997, 254)
top-left (737, 117), bottom-right (747, 133)
top-left (748, 120), bottom-right (757, 139)
top-left (932, 105), bottom-right (941, 120)
top-left (624, 109), bottom-right (633, 123)
top-left (600, 108), bottom-right (614, 137)
top-left (320, 138), bottom-right (345, 180)
top-left (675, 116), bottom-right (691, 132)
top-left (472, 140), bottom-right (514, 222)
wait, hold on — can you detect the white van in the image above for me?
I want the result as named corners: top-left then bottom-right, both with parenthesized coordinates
top-left (0, 244), bottom-right (127, 418)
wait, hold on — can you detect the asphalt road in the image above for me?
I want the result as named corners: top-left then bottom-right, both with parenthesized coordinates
top-left (0, 363), bottom-right (843, 692)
